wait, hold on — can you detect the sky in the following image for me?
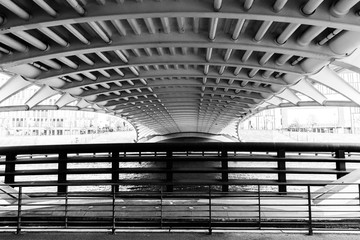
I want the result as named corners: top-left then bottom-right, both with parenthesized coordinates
top-left (284, 107), bottom-right (347, 126)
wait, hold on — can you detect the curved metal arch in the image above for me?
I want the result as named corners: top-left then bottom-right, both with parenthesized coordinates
top-left (133, 120), bottom-right (177, 133)
top-left (127, 114), bottom-right (234, 135)
top-left (119, 100), bottom-right (247, 114)
top-left (110, 94), bottom-right (253, 106)
top-left (57, 70), bottom-right (289, 91)
top-left (34, 54), bottom-right (305, 81)
top-left (0, 31), bottom-right (335, 68)
top-left (117, 109), bottom-right (247, 133)
top-left (82, 85), bottom-right (270, 102)
top-left (120, 105), bottom-right (246, 118)
top-left (113, 99), bottom-right (249, 115)
top-left (1, 0), bottom-right (359, 34)
top-left (125, 116), bottom-right (178, 132)
top-left (110, 104), bottom-right (251, 118)
top-left (127, 110), bottom-right (177, 122)
top-left (122, 111), bottom-right (177, 132)
top-left (98, 91), bottom-right (260, 108)
top-left (77, 79), bottom-right (275, 98)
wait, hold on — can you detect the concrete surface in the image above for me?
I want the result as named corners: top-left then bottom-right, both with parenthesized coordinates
top-left (1, 232), bottom-right (360, 240)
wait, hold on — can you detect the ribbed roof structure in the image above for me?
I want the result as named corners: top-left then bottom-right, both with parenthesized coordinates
top-left (1, 0), bottom-right (360, 141)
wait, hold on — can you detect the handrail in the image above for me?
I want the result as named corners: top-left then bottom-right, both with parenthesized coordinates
top-left (1, 142), bottom-right (360, 195)
top-left (1, 142), bottom-right (360, 155)
top-left (1, 183), bottom-right (360, 234)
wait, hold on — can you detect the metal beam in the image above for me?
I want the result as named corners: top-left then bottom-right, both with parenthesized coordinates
top-left (290, 78), bottom-right (327, 104)
top-left (55, 92), bottom-right (78, 108)
top-left (34, 54), bottom-right (304, 81)
top-left (58, 69), bottom-right (288, 91)
top-left (25, 85), bottom-right (58, 109)
top-left (0, 32), bottom-right (334, 68)
top-left (1, 0), bottom-right (360, 34)
top-left (0, 75), bottom-right (32, 103)
top-left (309, 67), bottom-right (360, 106)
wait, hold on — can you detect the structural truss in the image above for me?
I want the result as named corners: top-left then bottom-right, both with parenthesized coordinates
top-left (1, 0), bottom-right (360, 141)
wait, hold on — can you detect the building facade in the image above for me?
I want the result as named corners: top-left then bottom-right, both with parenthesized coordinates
top-left (0, 74), bottom-right (133, 136)
top-left (240, 72), bottom-right (360, 134)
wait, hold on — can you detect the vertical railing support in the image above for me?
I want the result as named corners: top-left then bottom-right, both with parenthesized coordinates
top-left (16, 186), bottom-right (22, 235)
top-left (64, 192), bottom-right (68, 228)
top-left (221, 150), bottom-right (229, 192)
top-left (160, 186), bottom-right (163, 229)
top-left (112, 185), bottom-right (116, 234)
top-left (112, 151), bottom-right (120, 193)
top-left (307, 185), bottom-right (313, 235)
top-left (258, 184), bottom-right (261, 230)
top-left (58, 152), bottom-right (68, 194)
top-left (5, 153), bottom-right (16, 185)
top-left (358, 184), bottom-right (360, 206)
top-left (166, 151), bottom-right (173, 192)
top-left (335, 149), bottom-right (346, 179)
top-left (277, 150), bottom-right (287, 194)
top-left (208, 185), bottom-right (212, 235)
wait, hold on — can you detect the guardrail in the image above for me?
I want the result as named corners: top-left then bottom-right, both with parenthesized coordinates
top-left (1, 183), bottom-right (360, 234)
top-left (0, 142), bottom-right (360, 233)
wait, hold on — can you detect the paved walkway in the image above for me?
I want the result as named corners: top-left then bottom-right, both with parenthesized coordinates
top-left (1, 232), bottom-right (360, 240)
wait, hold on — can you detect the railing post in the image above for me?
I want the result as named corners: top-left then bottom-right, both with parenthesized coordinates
top-left (64, 192), bottom-right (68, 228)
top-left (16, 186), bottom-right (22, 235)
top-left (208, 185), bottom-right (212, 235)
top-left (5, 153), bottom-right (16, 185)
top-left (335, 149), bottom-right (346, 179)
top-left (258, 184), bottom-right (261, 230)
top-left (58, 152), bottom-right (68, 194)
top-left (112, 185), bottom-right (116, 234)
top-left (221, 150), bottom-right (229, 192)
top-left (112, 151), bottom-right (120, 193)
top-left (277, 150), bottom-right (287, 194)
top-left (307, 185), bottom-right (313, 235)
top-left (166, 151), bottom-right (173, 192)
top-left (160, 186), bottom-right (163, 229)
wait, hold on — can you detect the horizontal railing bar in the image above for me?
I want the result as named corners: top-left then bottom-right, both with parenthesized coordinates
top-left (1, 142), bottom-right (360, 155)
top-left (4, 190), bottom-right (312, 197)
top-left (7, 179), bottom-right (332, 187)
top-left (0, 167), bottom-right (351, 176)
top-left (2, 156), bottom-right (359, 166)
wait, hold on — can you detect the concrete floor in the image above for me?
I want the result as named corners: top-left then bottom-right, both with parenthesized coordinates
top-left (1, 232), bottom-right (360, 240)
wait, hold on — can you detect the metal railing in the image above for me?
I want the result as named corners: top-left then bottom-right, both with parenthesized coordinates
top-left (1, 183), bottom-right (360, 234)
top-left (0, 142), bottom-right (360, 233)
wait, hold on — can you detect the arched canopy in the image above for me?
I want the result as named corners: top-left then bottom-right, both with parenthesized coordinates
top-left (1, 0), bottom-right (360, 141)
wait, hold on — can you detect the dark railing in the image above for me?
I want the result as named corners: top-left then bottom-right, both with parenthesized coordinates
top-left (1, 142), bottom-right (360, 234)
top-left (1, 183), bottom-right (360, 234)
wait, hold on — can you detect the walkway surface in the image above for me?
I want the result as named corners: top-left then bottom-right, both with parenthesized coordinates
top-left (1, 232), bottom-right (360, 240)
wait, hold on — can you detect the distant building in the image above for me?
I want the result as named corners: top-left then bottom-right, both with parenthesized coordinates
top-left (240, 72), bottom-right (360, 134)
top-left (0, 74), bottom-right (133, 136)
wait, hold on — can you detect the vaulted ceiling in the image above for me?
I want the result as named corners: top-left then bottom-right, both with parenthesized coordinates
top-left (1, 0), bottom-right (360, 141)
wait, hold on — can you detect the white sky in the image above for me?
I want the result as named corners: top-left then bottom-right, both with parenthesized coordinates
top-left (284, 107), bottom-right (349, 126)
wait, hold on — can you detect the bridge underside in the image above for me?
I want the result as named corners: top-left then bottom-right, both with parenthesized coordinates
top-left (1, 0), bottom-right (360, 141)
